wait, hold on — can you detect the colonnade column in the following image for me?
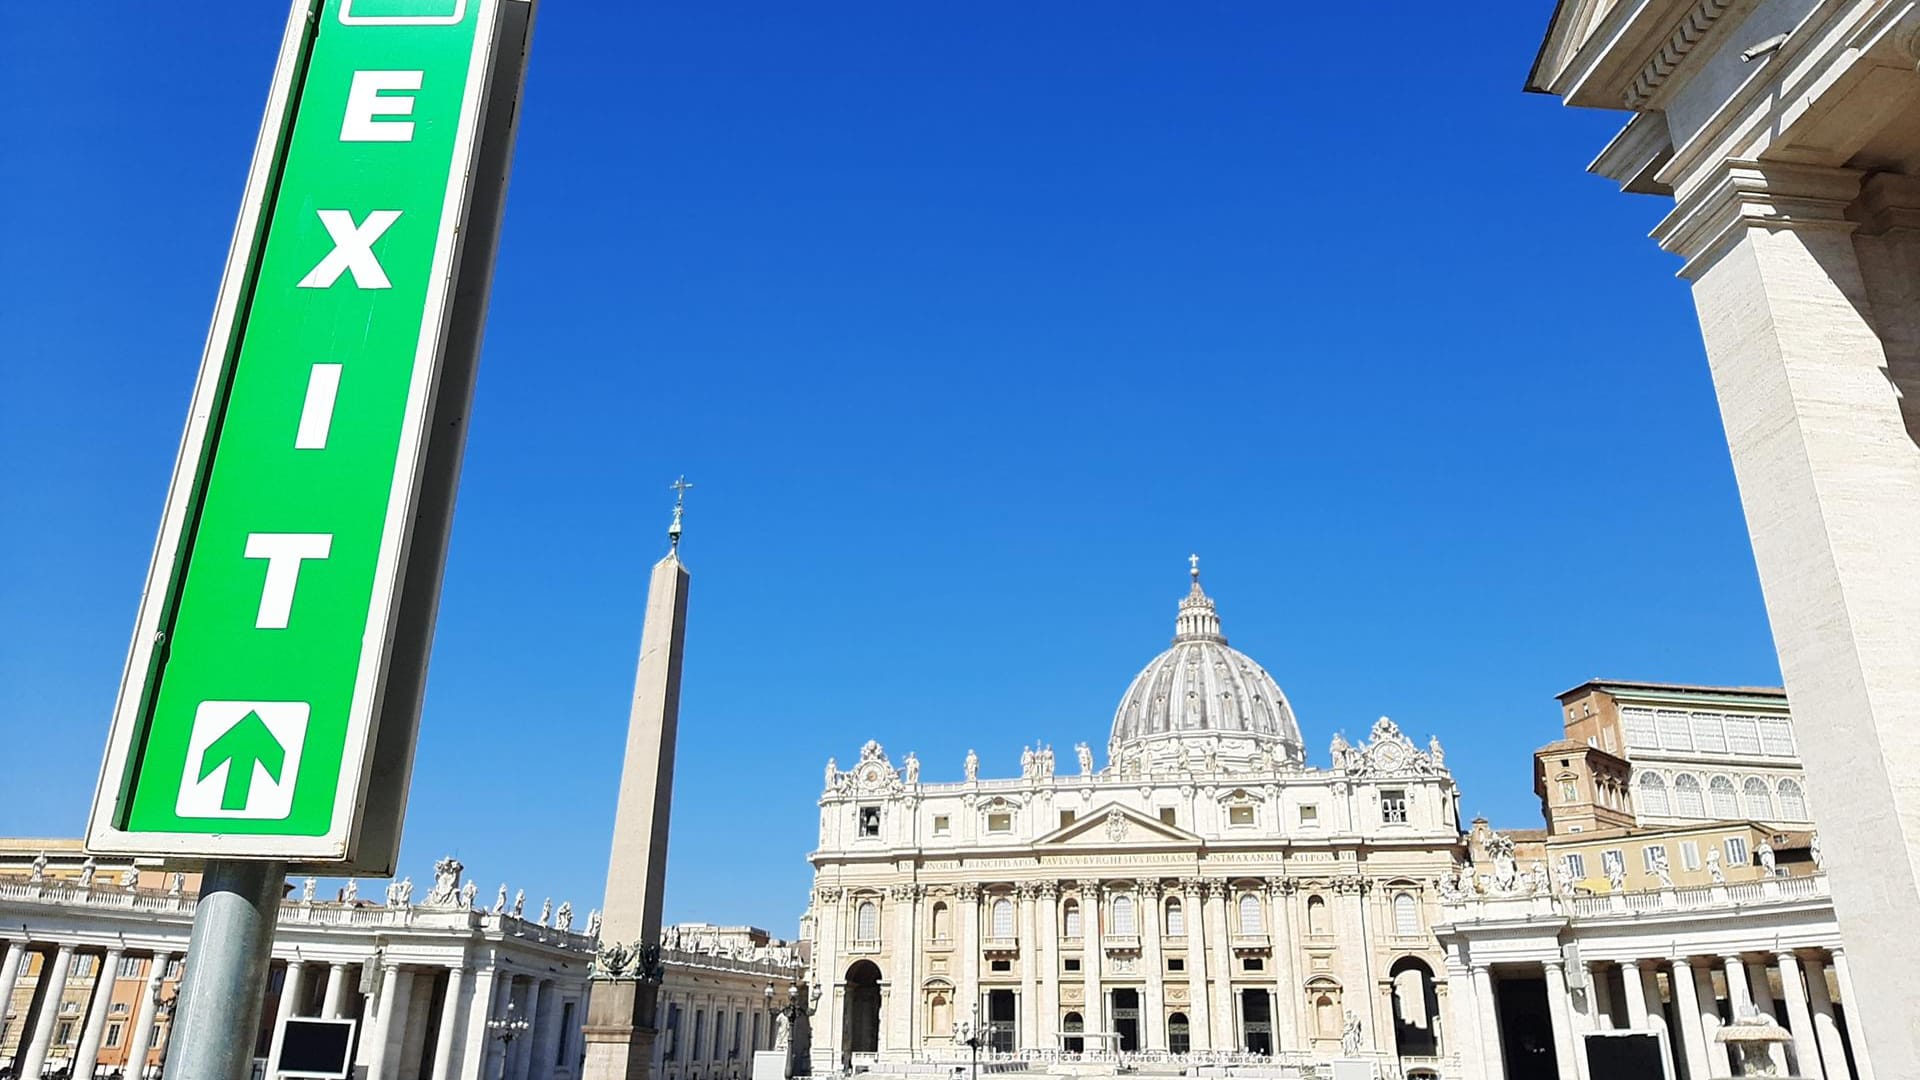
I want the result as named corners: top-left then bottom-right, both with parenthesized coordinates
top-left (531, 979), bottom-right (564, 1079)
top-left (1695, 962), bottom-right (1732, 1077)
top-left (1640, 965), bottom-right (1673, 1074)
top-left (890, 884), bottom-right (920, 1055)
top-left (1747, 957), bottom-right (1788, 1073)
top-left (323, 962), bottom-right (351, 1018)
top-left (1831, 951), bottom-right (1874, 1080)
top-left (1777, 953), bottom-right (1825, 1080)
top-left (1619, 960), bottom-right (1650, 1030)
top-left (1471, 963), bottom-right (1504, 1080)
top-left (74, 947), bottom-right (125, 1077)
top-left (1265, 880), bottom-right (1298, 1052)
top-left (513, 978), bottom-right (545, 1080)
top-left (365, 962), bottom-right (411, 1080)
top-left (431, 965), bottom-right (467, 1080)
top-left (263, 959), bottom-right (309, 1079)
top-left (0, 941), bottom-right (26, 1028)
top-left (124, 953), bottom-right (172, 1080)
top-left (1018, 884), bottom-right (1039, 1051)
top-left (956, 884), bottom-right (981, 1033)
top-left (468, 969), bottom-right (510, 1080)
top-left (1076, 881), bottom-right (1104, 1046)
top-left (1588, 963), bottom-right (1614, 1030)
top-left (1203, 881), bottom-right (1232, 1050)
top-left (1669, 958), bottom-right (1714, 1080)
top-left (1036, 883), bottom-right (1059, 1050)
top-left (1541, 958), bottom-right (1579, 1080)
top-left (19, 942), bottom-right (76, 1080)
top-left (1803, 955), bottom-right (1851, 1080)
top-left (1181, 880), bottom-right (1211, 1052)
top-left (1138, 881), bottom-right (1164, 1051)
top-left (1722, 955), bottom-right (1754, 1019)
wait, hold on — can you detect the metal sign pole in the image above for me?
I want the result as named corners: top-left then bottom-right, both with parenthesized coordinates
top-left (165, 860), bottom-right (287, 1080)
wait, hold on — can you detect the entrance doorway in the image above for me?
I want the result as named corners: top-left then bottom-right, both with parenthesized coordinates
top-left (987, 989), bottom-right (1016, 1053)
top-left (1241, 989), bottom-right (1272, 1055)
top-left (1112, 988), bottom-right (1140, 1051)
top-left (1390, 957), bottom-right (1441, 1057)
top-left (1062, 1011), bottom-right (1084, 1054)
top-left (1168, 1012), bottom-right (1190, 1055)
top-left (1494, 973), bottom-right (1560, 1080)
top-left (843, 960), bottom-right (882, 1062)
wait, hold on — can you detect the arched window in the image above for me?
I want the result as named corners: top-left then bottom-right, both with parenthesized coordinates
top-left (991, 898), bottom-right (1014, 938)
top-left (1164, 898), bottom-right (1185, 937)
top-left (1393, 892), bottom-right (1419, 936)
top-left (1674, 774), bottom-right (1705, 818)
top-left (931, 901), bottom-right (951, 942)
top-left (1709, 776), bottom-right (1739, 819)
top-left (855, 901), bottom-right (879, 943)
top-left (1777, 779), bottom-right (1808, 821)
top-left (1063, 898), bottom-right (1082, 938)
top-left (1112, 894), bottom-right (1136, 936)
top-left (1637, 773), bottom-right (1670, 817)
top-left (1306, 895), bottom-right (1328, 936)
top-left (1062, 1011), bottom-right (1085, 1054)
top-left (1743, 777), bottom-right (1774, 820)
top-left (1237, 893), bottom-right (1262, 935)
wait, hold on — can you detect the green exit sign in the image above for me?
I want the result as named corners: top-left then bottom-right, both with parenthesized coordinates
top-left (86, 0), bottom-right (535, 871)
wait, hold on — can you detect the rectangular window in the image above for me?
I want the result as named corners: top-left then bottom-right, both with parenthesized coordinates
top-left (1680, 841), bottom-right (1701, 871)
top-left (932, 814), bottom-right (950, 835)
top-left (1657, 710), bottom-right (1694, 751)
top-left (1299, 804), bottom-right (1318, 826)
top-left (1758, 719), bottom-right (1796, 757)
top-left (73, 956), bottom-right (97, 979)
top-left (1622, 708), bottom-right (1659, 749)
top-left (1380, 790), bottom-right (1408, 825)
top-left (733, 1010), bottom-right (744, 1057)
top-left (1168, 957), bottom-right (1186, 973)
top-left (111, 1003), bottom-right (129, 1016)
top-left (1159, 808), bottom-right (1177, 826)
top-left (1601, 849), bottom-right (1625, 879)
top-left (1059, 810), bottom-right (1076, 828)
top-left (1063, 957), bottom-right (1082, 973)
top-left (563, 1003), bottom-right (579, 1064)
top-left (1723, 718), bottom-right (1762, 756)
top-left (1692, 713), bottom-right (1727, 754)
top-left (1642, 844), bottom-right (1666, 872)
top-left (987, 812), bottom-right (1012, 833)
top-left (165, 959), bottom-right (183, 979)
top-left (1560, 852), bottom-right (1587, 881)
top-left (1725, 837), bottom-right (1749, 866)
top-left (858, 806), bottom-right (881, 837)
top-left (1228, 805), bottom-right (1255, 826)
top-left (106, 1022), bottom-right (123, 1048)
top-left (692, 1010), bottom-right (705, 1061)
top-left (1241, 957), bottom-right (1264, 972)
top-left (117, 956), bottom-right (143, 979)
top-left (990, 959), bottom-right (1011, 973)
top-left (56, 1022), bottom-right (73, 1044)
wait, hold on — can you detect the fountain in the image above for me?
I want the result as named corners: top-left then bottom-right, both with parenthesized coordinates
top-left (1714, 1008), bottom-right (1802, 1078)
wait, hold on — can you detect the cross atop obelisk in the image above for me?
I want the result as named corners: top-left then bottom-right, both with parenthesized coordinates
top-left (584, 482), bottom-right (694, 1080)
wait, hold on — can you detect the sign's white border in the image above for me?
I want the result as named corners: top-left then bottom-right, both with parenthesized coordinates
top-left (339, 0), bottom-right (470, 26)
top-left (83, 0), bottom-right (503, 863)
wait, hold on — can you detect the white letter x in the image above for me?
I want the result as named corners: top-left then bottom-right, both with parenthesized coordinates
top-left (296, 209), bottom-right (402, 290)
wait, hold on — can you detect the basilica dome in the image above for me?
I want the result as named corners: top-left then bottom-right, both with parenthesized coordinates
top-left (1108, 561), bottom-right (1306, 768)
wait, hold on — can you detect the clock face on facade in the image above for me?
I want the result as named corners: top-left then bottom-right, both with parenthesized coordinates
top-left (1370, 740), bottom-right (1408, 772)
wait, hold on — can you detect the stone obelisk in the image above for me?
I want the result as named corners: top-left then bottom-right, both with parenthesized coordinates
top-left (584, 479), bottom-right (693, 1080)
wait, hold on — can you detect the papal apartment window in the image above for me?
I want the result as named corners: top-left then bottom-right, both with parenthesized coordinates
top-left (1680, 841), bottom-right (1701, 871)
top-left (1159, 808), bottom-right (1177, 826)
top-left (987, 812), bottom-right (1012, 833)
top-left (1299, 804), bottom-right (1318, 826)
top-left (1228, 805), bottom-right (1255, 826)
top-left (1601, 849), bottom-right (1625, 880)
top-left (1725, 837), bottom-right (1750, 866)
top-left (1380, 789), bottom-right (1408, 825)
top-left (858, 806), bottom-right (881, 837)
top-left (1560, 852), bottom-right (1587, 881)
top-left (1642, 844), bottom-right (1666, 873)
top-left (932, 815), bottom-right (950, 835)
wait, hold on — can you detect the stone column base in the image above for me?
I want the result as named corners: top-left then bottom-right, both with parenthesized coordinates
top-left (583, 978), bottom-right (660, 1080)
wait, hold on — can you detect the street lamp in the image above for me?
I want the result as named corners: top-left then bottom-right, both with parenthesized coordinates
top-left (486, 1002), bottom-right (532, 1080)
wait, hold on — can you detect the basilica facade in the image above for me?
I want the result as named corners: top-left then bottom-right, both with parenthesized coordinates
top-left (805, 566), bottom-right (1464, 1073)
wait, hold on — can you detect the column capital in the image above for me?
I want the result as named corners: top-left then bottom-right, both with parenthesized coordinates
top-left (955, 883), bottom-right (980, 902)
top-left (1037, 881), bottom-right (1060, 901)
top-left (1654, 159), bottom-right (1866, 278)
top-left (1138, 879), bottom-right (1164, 900)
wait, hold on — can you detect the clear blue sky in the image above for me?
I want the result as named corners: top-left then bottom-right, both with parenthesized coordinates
top-left (0, 2), bottom-right (1781, 931)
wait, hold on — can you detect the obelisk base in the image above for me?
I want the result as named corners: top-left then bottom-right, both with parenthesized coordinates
top-left (583, 978), bottom-right (660, 1080)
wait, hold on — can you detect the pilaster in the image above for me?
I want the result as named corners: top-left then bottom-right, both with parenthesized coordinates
top-left (1654, 157), bottom-right (1920, 1077)
top-left (1138, 880), bottom-right (1164, 1051)
top-left (1181, 879), bottom-right (1211, 1052)
top-left (1076, 881), bottom-right (1104, 1043)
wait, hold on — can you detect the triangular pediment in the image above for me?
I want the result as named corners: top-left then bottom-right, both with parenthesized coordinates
top-left (1033, 803), bottom-right (1202, 849)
